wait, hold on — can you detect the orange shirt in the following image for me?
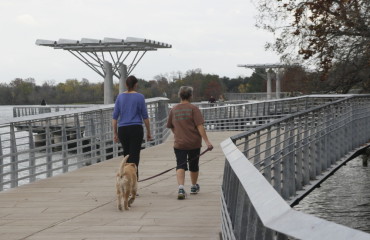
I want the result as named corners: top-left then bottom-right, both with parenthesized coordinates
top-left (166, 103), bottom-right (205, 150)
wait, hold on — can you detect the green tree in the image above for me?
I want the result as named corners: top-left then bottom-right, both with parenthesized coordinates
top-left (247, 69), bottom-right (266, 92)
top-left (0, 83), bottom-right (12, 104)
top-left (9, 78), bottom-right (36, 104)
top-left (222, 77), bottom-right (244, 92)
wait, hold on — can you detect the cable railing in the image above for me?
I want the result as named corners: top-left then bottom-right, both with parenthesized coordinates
top-left (220, 95), bottom-right (370, 239)
top-left (201, 95), bottom-right (348, 131)
top-left (0, 97), bottom-right (169, 191)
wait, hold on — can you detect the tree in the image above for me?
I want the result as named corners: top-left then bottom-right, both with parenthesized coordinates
top-left (247, 69), bottom-right (266, 92)
top-left (281, 66), bottom-right (312, 94)
top-left (222, 77), bottom-right (244, 92)
top-left (181, 69), bottom-right (204, 101)
top-left (204, 80), bottom-right (223, 100)
top-left (9, 78), bottom-right (36, 104)
top-left (0, 83), bottom-right (12, 104)
top-left (154, 75), bottom-right (170, 97)
top-left (255, 0), bottom-right (369, 91)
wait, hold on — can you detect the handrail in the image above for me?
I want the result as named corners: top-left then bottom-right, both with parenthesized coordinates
top-left (12, 105), bottom-right (93, 118)
top-left (200, 95), bottom-right (348, 131)
top-left (0, 97), bottom-right (169, 191)
top-left (220, 94), bottom-right (370, 239)
top-left (221, 138), bottom-right (370, 240)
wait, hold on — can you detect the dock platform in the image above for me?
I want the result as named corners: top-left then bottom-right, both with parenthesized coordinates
top-left (0, 131), bottom-right (239, 240)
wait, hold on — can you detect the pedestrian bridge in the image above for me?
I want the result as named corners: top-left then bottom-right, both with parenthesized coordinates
top-left (1, 95), bottom-right (370, 239)
top-left (0, 131), bottom-right (235, 240)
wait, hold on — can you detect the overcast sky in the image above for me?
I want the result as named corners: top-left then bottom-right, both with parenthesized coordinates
top-left (0, 0), bottom-right (280, 85)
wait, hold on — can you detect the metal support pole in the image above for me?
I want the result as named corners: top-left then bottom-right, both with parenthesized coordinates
top-left (104, 61), bottom-right (114, 104)
top-left (266, 69), bottom-right (272, 100)
top-left (119, 63), bottom-right (128, 93)
top-left (276, 68), bottom-right (282, 99)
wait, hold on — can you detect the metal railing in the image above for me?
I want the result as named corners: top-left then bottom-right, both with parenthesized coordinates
top-left (201, 95), bottom-right (348, 131)
top-left (13, 105), bottom-right (92, 117)
top-left (220, 95), bottom-right (370, 239)
top-left (0, 97), bottom-right (169, 191)
top-left (224, 92), bottom-right (296, 101)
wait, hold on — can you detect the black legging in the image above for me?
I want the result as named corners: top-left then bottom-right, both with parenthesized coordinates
top-left (118, 125), bottom-right (144, 179)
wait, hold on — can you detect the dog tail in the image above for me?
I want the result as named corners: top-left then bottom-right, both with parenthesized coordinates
top-left (118, 155), bottom-right (129, 178)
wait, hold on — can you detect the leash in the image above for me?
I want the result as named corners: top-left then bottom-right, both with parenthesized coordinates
top-left (138, 147), bottom-right (211, 182)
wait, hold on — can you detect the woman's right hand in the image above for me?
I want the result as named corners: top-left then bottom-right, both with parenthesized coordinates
top-left (147, 133), bottom-right (153, 142)
top-left (206, 141), bottom-right (213, 151)
top-left (113, 133), bottom-right (119, 143)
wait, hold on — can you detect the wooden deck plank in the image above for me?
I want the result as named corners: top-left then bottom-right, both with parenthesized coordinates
top-left (0, 131), bottom-right (240, 240)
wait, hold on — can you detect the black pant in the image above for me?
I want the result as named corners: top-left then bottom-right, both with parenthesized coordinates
top-left (118, 125), bottom-right (143, 178)
top-left (174, 148), bottom-right (200, 171)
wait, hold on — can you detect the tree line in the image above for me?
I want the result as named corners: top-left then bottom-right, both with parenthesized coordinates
top-left (1, 65), bottom-right (358, 105)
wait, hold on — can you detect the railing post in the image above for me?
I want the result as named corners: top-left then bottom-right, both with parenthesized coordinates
top-left (233, 181), bottom-right (248, 239)
top-left (302, 114), bottom-right (310, 185)
top-left (272, 125), bottom-right (282, 195)
top-left (61, 116), bottom-right (68, 173)
top-left (254, 132), bottom-right (261, 165)
top-left (45, 118), bottom-right (53, 178)
top-left (287, 119), bottom-right (296, 197)
top-left (281, 120), bottom-right (295, 199)
top-left (264, 129), bottom-right (272, 183)
top-left (157, 100), bottom-right (168, 145)
top-left (74, 114), bottom-right (83, 167)
top-left (316, 111), bottom-right (324, 176)
top-left (309, 112), bottom-right (318, 180)
top-left (10, 124), bottom-right (18, 188)
top-left (345, 100), bottom-right (353, 153)
top-left (89, 117), bottom-right (98, 164)
top-left (222, 161), bottom-right (233, 206)
top-left (295, 116), bottom-right (303, 191)
top-left (99, 110), bottom-right (106, 162)
top-left (28, 121), bottom-right (36, 182)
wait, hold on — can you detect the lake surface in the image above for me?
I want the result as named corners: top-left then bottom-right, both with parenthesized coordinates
top-left (294, 156), bottom-right (370, 233)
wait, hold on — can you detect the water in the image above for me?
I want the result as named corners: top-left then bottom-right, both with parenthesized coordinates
top-left (0, 105), bottom-right (80, 190)
top-left (0, 105), bottom-right (15, 122)
top-left (294, 157), bottom-right (370, 233)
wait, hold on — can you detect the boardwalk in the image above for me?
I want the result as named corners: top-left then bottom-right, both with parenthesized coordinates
top-left (0, 131), bottom-right (239, 240)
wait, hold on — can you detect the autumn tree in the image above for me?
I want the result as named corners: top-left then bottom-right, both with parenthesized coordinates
top-left (255, 0), bottom-right (369, 92)
top-left (281, 66), bottom-right (312, 94)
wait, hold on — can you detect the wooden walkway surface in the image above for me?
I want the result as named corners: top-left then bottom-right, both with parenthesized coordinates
top-left (0, 131), bottom-right (240, 240)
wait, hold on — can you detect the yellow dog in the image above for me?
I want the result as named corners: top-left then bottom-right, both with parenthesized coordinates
top-left (116, 155), bottom-right (138, 210)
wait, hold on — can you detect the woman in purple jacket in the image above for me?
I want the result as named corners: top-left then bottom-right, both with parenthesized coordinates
top-left (112, 76), bottom-right (152, 179)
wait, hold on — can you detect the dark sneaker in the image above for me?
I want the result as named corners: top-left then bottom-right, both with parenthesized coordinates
top-left (190, 184), bottom-right (200, 194)
top-left (178, 188), bottom-right (186, 200)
